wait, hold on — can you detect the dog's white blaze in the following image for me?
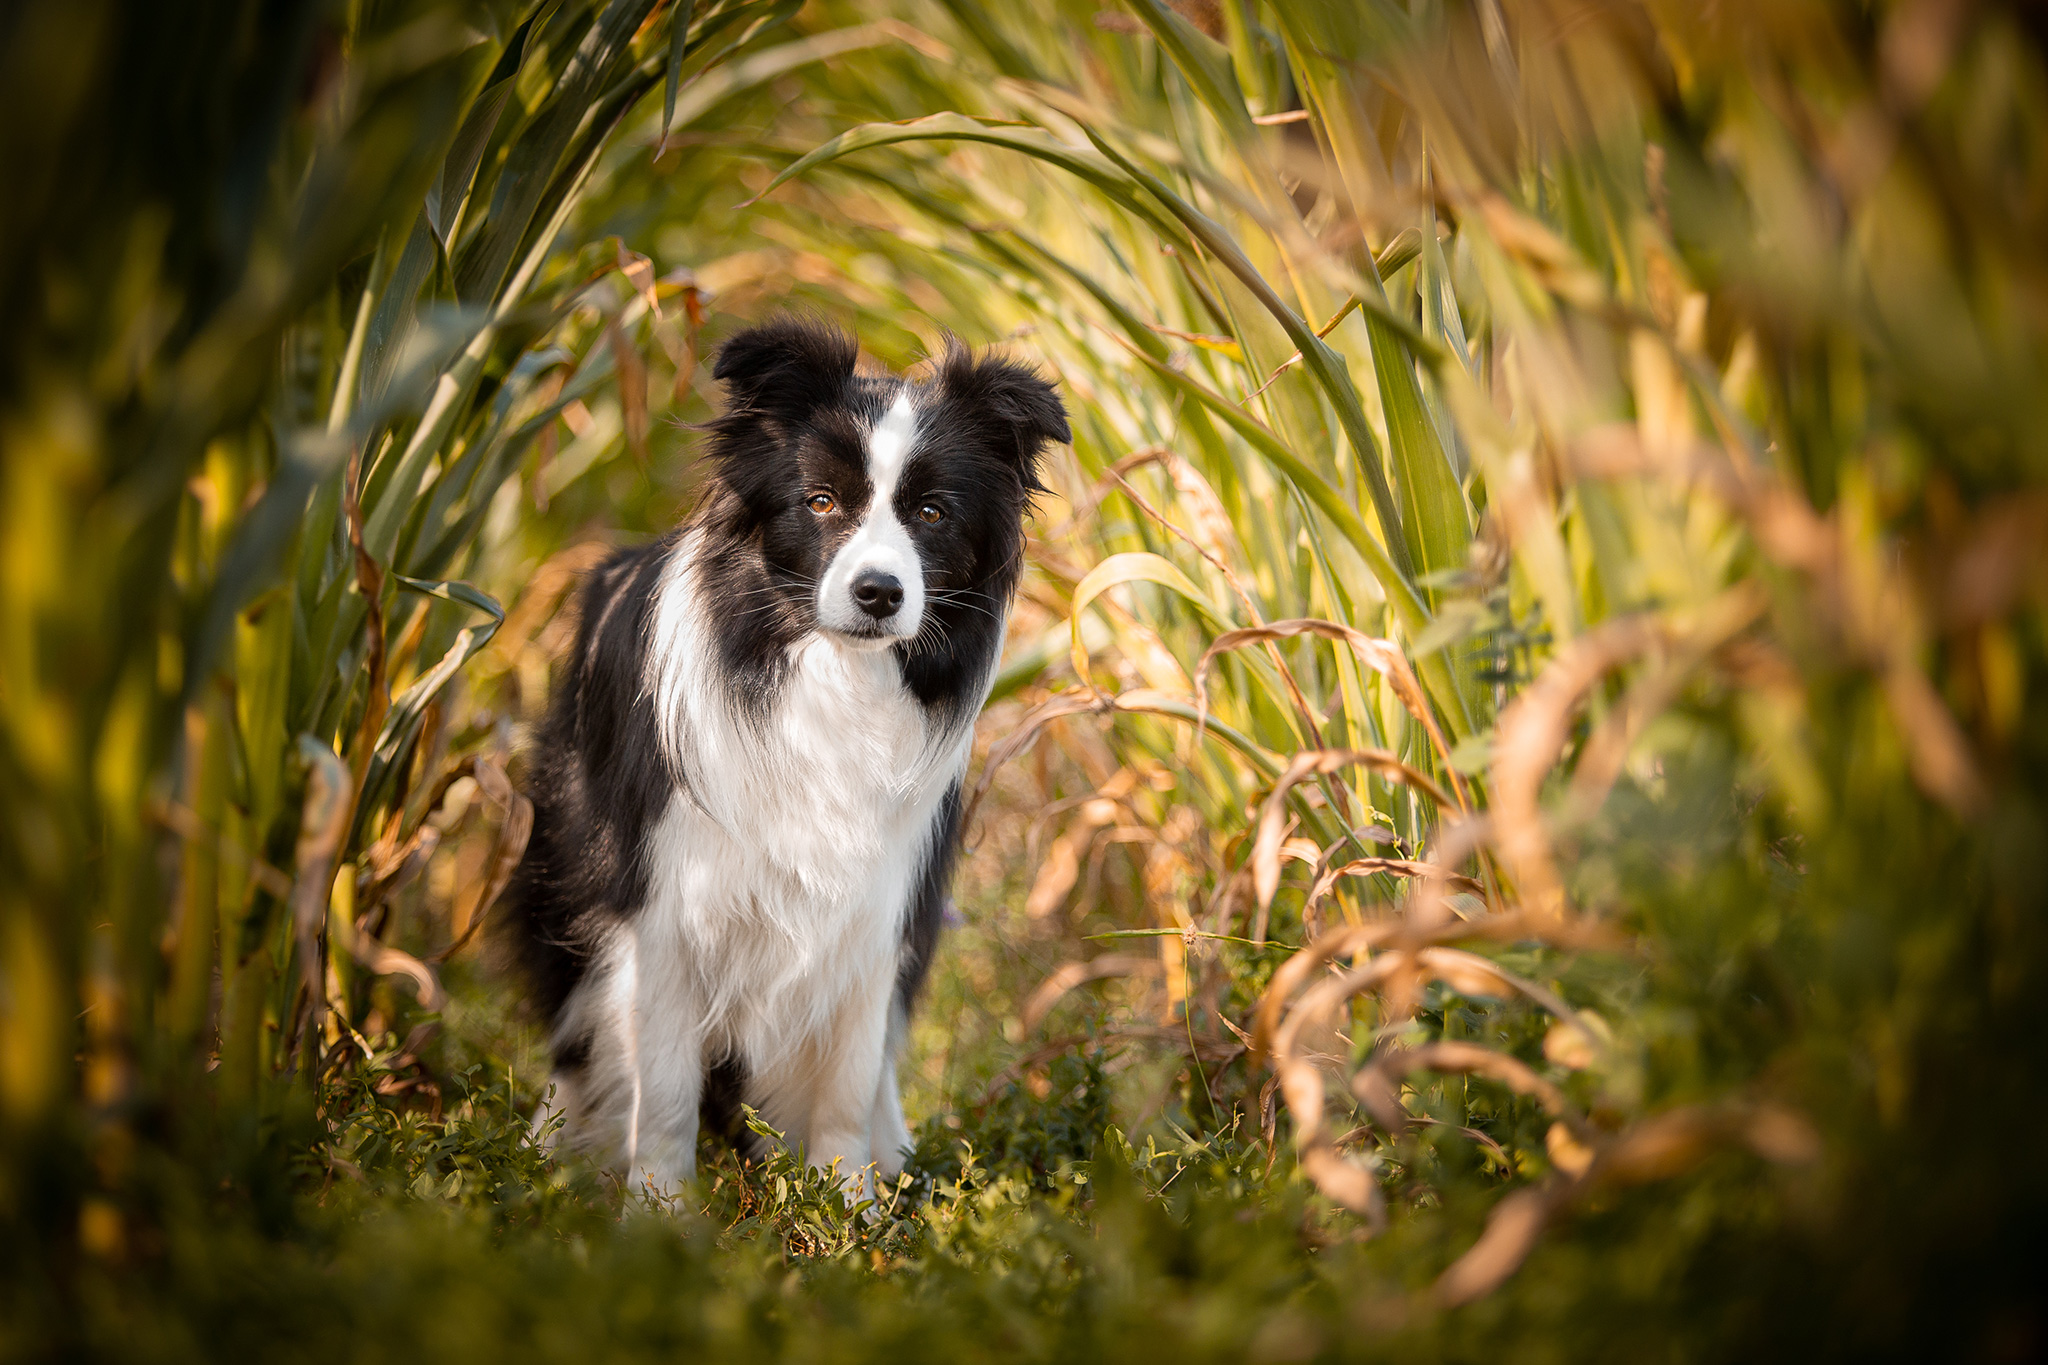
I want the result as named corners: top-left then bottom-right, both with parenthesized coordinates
top-left (815, 390), bottom-right (924, 647)
top-left (868, 389), bottom-right (917, 485)
top-left (564, 533), bottom-right (969, 1193)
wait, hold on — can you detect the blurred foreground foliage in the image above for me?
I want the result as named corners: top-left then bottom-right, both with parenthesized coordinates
top-left (4, 0), bottom-right (2048, 1360)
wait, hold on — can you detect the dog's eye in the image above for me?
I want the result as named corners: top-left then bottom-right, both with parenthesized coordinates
top-left (918, 503), bottom-right (944, 525)
top-left (807, 492), bottom-right (836, 515)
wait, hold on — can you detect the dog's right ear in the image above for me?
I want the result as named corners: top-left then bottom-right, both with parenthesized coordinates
top-left (711, 318), bottom-right (858, 421)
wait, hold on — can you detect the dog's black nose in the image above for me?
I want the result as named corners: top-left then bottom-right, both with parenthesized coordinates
top-left (851, 570), bottom-right (904, 619)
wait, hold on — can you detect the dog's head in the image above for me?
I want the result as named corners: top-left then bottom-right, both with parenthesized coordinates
top-left (699, 318), bottom-right (1068, 658)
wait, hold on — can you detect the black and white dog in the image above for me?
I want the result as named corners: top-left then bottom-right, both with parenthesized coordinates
top-left (506, 318), bottom-right (1067, 1193)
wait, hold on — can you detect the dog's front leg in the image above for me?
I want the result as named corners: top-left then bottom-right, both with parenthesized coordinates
top-left (869, 999), bottom-right (913, 1178)
top-left (619, 935), bottom-right (703, 1199)
top-left (803, 975), bottom-right (894, 1195)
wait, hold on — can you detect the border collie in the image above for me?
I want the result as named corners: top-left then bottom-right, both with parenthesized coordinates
top-left (506, 318), bottom-right (1068, 1194)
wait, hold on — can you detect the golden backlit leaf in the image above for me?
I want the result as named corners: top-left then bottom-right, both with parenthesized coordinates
top-left (1543, 1015), bottom-right (1601, 1070)
top-left (1546, 1121), bottom-right (1595, 1177)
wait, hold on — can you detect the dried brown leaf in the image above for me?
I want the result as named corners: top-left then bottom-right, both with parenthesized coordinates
top-left (1546, 1121), bottom-right (1595, 1176)
top-left (613, 239), bottom-right (661, 321)
top-left (1194, 619), bottom-right (1467, 810)
top-left (1490, 615), bottom-right (1660, 920)
top-left (436, 782), bottom-right (533, 963)
top-left (610, 316), bottom-right (649, 467)
top-left (1431, 1184), bottom-right (1564, 1307)
top-left (1542, 1015), bottom-right (1601, 1070)
top-left (1023, 833), bottom-right (1084, 919)
top-left (1254, 749), bottom-right (1451, 911)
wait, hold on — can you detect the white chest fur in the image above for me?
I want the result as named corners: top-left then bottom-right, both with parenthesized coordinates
top-left (643, 543), bottom-right (965, 1065)
top-left (548, 535), bottom-right (967, 1190)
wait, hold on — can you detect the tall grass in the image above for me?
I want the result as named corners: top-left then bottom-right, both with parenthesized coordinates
top-left (3, 0), bottom-right (2047, 1357)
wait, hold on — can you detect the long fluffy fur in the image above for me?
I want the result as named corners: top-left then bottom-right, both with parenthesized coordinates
top-left (504, 318), bottom-right (1068, 1191)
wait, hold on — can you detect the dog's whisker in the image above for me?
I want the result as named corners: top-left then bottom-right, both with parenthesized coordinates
top-left (926, 596), bottom-right (1000, 623)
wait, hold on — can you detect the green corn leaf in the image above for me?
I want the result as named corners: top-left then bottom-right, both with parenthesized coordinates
top-left (190, 428), bottom-right (352, 695)
top-left (933, 0), bottom-right (1039, 79)
top-left (410, 347), bottom-right (578, 576)
top-left (749, 112), bottom-right (1199, 255)
top-left (1359, 245), bottom-right (1472, 596)
top-left (660, 0), bottom-right (697, 141)
top-left (364, 100), bottom-right (618, 564)
top-left (1067, 550), bottom-right (1229, 689)
top-left (1418, 223), bottom-right (1473, 482)
top-left (1110, 339), bottom-right (1474, 738)
top-left (667, 19), bottom-right (897, 135)
top-left (356, 577), bottom-right (507, 826)
top-left (359, 216), bottom-right (440, 412)
top-left (390, 574), bottom-right (507, 624)
top-left (1075, 131), bottom-right (1418, 578)
top-left (454, 0), bottom-right (662, 307)
top-left (234, 584), bottom-right (296, 841)
top-left (1108, 693), bottom-right (1282, 783)
top-left (1124, 0), bottom-right (1259, 146)
top-left (1110, 343), bottom-right (1413, 625)
top-left (425, 3), bottom-right (551, 251)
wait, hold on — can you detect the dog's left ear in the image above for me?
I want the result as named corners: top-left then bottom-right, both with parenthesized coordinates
top-left (713, 316), bottom-right (860, 422)
top-left (940, 343), bottom-right (1070, 492)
